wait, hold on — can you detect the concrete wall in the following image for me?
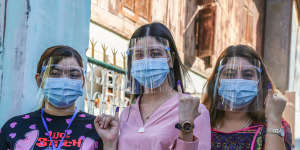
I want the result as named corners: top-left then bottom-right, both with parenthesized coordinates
top-left (264, 0), bottom-right (292, 92)
top-left (0, 0), bottom-right (91, 127)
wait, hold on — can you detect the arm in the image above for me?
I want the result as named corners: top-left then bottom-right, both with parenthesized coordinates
top-left (171, 104), bottom-right (211, 150)
top-left (264, 119), bottom-right (286, 150)
top-left (103, 140), bottom-right (118, 150)
top-left (95, 108), bottom-right (120, 150)
top-left (264, 89), bottom-right (287, 150)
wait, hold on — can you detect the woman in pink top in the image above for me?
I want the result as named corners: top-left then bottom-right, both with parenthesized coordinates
top-left (94, 22), bottom-right (211, 150)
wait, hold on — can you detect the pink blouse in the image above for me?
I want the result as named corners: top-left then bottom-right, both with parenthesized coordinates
top-left (118, 94), bottom-right (211, 150)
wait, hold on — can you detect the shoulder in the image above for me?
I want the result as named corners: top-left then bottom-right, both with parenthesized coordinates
top-left (195, 103), bottom-right (210, 123)
top-left (77, 111), bottom-right (96, 121)
top-left (1, 110), bottom-right (39, 133)
top-left (199, 103), bottom-right (209, 115)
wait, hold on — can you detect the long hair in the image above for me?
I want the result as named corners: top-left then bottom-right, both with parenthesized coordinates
top-left (127, 22), bottom-right (189, 99)
top-left (202, 45), bottom-right (275, 127)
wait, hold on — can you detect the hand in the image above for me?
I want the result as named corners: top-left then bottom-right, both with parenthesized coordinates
top-left (94, 108), bottom-right (120, 143)
top-left (177, 81), bottom-right (201, 141)
top-left (178, 95), bottom-right (201, 123)
top-left (177, 81), bottom-right (201, 123)
top-left (265, 88), bottom-right (287, 126)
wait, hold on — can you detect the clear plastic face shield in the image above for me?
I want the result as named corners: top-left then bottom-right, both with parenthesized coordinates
top-left (125, 36), bottom-right (175, 94)
top-left (213, 57), bottom-right (264, 112)
top-left (37, 56), bottom-right (85, 112)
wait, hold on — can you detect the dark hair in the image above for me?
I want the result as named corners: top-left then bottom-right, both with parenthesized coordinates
top-left (127, 22), bottom-right (188, 97)
top-left (202, 44), bottom-right (275, 127)
top-left (37, 45), bottom-right (83, 74)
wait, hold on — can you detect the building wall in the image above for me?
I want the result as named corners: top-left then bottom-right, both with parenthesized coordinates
top-left (90, 0), bottom-right (186, 52)
top-left (90, 0), bottom-right (206, 94)
top-left (290, 2), bottom-right (299, 146)
top-left (87, 22), bottom-right (129, 67)
top-left (294, 27), bottom-right (300, 149)
top-left (0, 0), bottom-right (91, 127)
top-left (264, 0), bottom-right (292, 92)
top-left (184, 0), bottom-right (265, 77)
top-left (291, 1), bottom-right (300, 148)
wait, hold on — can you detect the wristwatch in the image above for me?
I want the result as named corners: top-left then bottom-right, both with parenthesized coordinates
top-left (267, 128), bottom-right (285, 137)
top-left (175, 121), bottom-right (194, 133)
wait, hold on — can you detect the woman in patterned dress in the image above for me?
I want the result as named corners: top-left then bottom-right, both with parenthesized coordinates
top-left (202, 45), bottom-right (292, 150)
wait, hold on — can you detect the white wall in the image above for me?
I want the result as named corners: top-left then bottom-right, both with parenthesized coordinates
top-left (290, 2), bottom-right (300, 149)
top-left (0, 0), bottom-right (91, 127)
top-left (87, 22), bottom-right (129, 67)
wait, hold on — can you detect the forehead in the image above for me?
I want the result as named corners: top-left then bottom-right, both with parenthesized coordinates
top-left (134, 36), bottom-right (163, 47)
top-left (225, 57), bottom-right (252, 66)
top-left (56, 57), bottom-right (80, 67)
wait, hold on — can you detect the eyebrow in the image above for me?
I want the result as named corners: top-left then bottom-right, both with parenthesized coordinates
top-left (133, 49), bottom-right (144, 53)
top-left (241, 69), bottom-right (255, 73)
top-left (223, 68), bottom-right (237, 72)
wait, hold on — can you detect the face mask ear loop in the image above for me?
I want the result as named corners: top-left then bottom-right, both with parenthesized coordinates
top-left (213, 65), bottom-right (223, 101)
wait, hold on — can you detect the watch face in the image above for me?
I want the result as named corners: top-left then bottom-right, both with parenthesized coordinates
top-left (183, 123), bottom-right (193, 131)
top-left (280, 129), bottom-right (285, 137)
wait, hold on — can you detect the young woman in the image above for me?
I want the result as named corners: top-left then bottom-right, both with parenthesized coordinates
top-left (94, 22), bottom-right (211, 150)
top-left (202, 45), bottom-right (292, 150)
top-left (0, 46), bottom-right (107, 149)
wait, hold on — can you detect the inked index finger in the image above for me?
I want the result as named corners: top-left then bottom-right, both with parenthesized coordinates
top-left (177, 80), bottom-right (183, 94)
top-left (115, 106), bottom-right (120, 121)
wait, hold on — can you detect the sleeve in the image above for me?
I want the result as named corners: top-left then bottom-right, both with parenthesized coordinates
top-left (169, 104), bottom-right (211, 150)
top-left (0, 120), bottom-right (11, 149)
top-left (282, 120), bottom-right (292, 150)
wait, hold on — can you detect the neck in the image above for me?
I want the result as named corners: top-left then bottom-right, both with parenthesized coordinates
top-left (44, 101), bottom-right (76, 116)
top-left (141, 79), bottom-right (176, 104)
top-left (223, 111), bottom-right (250, 121)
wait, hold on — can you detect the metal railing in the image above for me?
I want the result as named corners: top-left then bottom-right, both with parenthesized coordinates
top-left (84, 41), bottom-right (129, 116)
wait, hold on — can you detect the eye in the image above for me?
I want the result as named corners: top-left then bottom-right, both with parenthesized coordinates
top-left (70, 70), bottom-right (82, 79)
top-left (134, 51), bottom-right (144, 59)
top-left (242, 70), bottom-right (256, 79)
top-left (49, 69), bottom-right (62, 77)
top-left (149, 49), bottom-right (163, 58)
top-left (221, 69), bottom-right (236, 78)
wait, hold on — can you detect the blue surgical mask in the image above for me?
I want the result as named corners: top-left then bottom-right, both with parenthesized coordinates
top-left (218, 79), bottom-right (258, 109)
top-left (131, 58), bottom-right (170, 88)
top-left (43, 78), bottom-right (83, 108)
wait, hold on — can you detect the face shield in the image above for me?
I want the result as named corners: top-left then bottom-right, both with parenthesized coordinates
top-left (213, 57), bottom-right (264, 112)
top-left (125, 36), bottom-right (175, 94)
top-left (37, 56), bottom-right (84, 111)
